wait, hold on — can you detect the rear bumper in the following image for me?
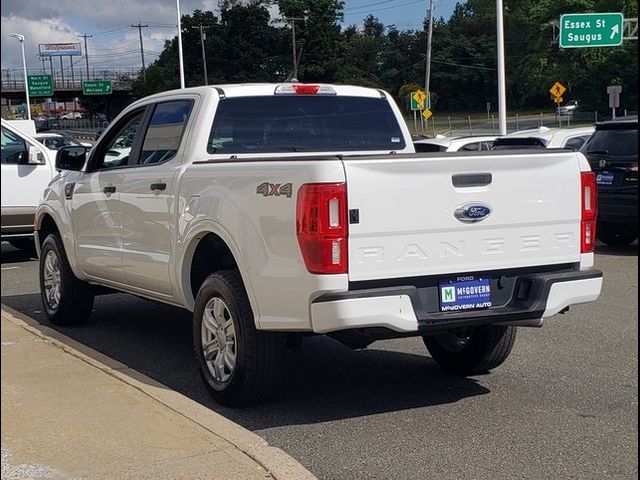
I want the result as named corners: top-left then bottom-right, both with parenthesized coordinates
top-left (311, 267), bottom-right (602, 334)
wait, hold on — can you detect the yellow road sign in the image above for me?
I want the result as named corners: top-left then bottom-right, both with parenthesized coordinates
top-left (422, 108), bottom-right (432, 120)
top-left (549, 82), bottom-right (566, 98)
top-left (553, 96), bottom-right (563, 103)
top-left (413, 90), bottom-right (427, 108)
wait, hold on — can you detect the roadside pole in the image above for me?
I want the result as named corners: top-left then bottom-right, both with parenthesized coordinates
top-left (424, 0), bottom-right (434, 103)
top-left (176, 0), bottom-right (185, 89)
top-left (496, 0), bottom-right (507, 135)
top-left (9, 33), bottom-right (30, 120)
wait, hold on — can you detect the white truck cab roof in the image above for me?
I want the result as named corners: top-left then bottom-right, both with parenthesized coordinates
top-left (507, 126), bottom-right (594, 148)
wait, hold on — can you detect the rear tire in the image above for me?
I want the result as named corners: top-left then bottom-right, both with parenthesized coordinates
top-left (39, 233), bottom-right (94, 325)
top-left (597, 227), bottom-right (637, 247)
top-left (423, 325), bottom-right (516, 374)
top-left (193, 270), bottom-right (285, 406)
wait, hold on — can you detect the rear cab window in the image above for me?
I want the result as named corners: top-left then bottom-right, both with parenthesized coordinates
top-left (139, 100), bottom-right (193, 165)
top-left (208, 95), bottom-right (405, 154)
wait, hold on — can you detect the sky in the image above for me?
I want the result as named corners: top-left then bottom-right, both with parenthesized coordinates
top-left (0, 0), bottom-right (456, 72)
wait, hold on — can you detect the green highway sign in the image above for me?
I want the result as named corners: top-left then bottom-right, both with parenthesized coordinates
top-left (82, 80), bottom-right (112, 95)
top-left (559, 13), bottom-right (624, 48)
top-left (27, 74), bottom-right (53, 97)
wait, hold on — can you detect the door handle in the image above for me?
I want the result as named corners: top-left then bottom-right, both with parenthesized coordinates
top-left (150, 182), bottom-right (167, 191)
top-left (103, 185), bottom-right (116, 194)
top-left (452, 173), bottom-right (492, 188)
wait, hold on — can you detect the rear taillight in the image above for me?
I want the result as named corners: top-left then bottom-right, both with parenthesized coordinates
top-left (581, 172), bottom-right (597, 253)
top-left (296, 183), bottom-right (348, 274)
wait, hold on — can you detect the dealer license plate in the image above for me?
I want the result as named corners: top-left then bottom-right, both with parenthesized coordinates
top-left (596, 171), bottom-right (615, 185)
top-left (439, 276), bottom-right (492, 312)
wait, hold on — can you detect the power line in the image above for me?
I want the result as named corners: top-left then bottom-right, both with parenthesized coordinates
top-left (343, 0), bottom-right (424, 16)
top-left (344, 0), bottom-right (403, 12)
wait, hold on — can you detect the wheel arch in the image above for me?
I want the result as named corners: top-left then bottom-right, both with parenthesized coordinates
top-left (179, 222), bottom-right (260, 324)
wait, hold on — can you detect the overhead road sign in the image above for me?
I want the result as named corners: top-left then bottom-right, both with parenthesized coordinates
top-left (549, 81), bottom-right (566, 98)
top-left (82, 80), bottom-right (112, 95)
top-left (559, 13), bottom-right (624, 48)
top-left (27, 75), bottom-right (53, 97)
top-left (39, 43), bottom-right (82, 57)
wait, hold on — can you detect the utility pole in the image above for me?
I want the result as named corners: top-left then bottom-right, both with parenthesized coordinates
top-left (192, 24), bottom-right (210, 85)
top-left (176, 0), bottom-right (185, 88)
top-left (496, 0), bottom-right (507, 135)
top-left (131, 22), bottom-right (149, 81)
top-left (78, 34), bottom-right (93, 79)
top-left (284, 17), bottom-right (303, 81)
top-left (424, 0), bottom-right (434, 103)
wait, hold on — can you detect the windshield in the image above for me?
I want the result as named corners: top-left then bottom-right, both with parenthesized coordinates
top-left (582, 128), bottom-right (638, 157)
top-left (208, 95), bottom-right (405, 154)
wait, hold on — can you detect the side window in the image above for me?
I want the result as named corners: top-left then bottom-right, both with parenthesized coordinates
top-left (1, 126), bottom-right (28, 164)
top-left (92, 111), bottom-right (145, 170)
top-left (564, 136), bottom-right (588, 151)
top-left (138, 100), bottom-right (192, 165)
top-left (459, 142), bottom-right (482, 152)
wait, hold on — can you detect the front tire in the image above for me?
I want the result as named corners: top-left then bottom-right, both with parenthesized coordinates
top-left (423, 325), bottom-right (516, 374)
top-left (39, 233), bottom-right (94, 325)
top-left (193, 271), bottom-right (285, 406)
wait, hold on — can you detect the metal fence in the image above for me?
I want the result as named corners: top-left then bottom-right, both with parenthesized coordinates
top-left (407, 110), bottom-right (638, 137)
top-left (1, 68), bottom-right (139, 91)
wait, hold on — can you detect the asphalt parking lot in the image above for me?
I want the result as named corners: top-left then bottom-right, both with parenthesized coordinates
top-left (1, 242), bottom-right (637, 480)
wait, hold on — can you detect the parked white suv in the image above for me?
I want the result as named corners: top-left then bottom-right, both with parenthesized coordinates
top-left (35, 84), bottom-right (603, 405)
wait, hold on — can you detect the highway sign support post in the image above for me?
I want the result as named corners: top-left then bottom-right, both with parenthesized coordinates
top-left (607, 85), bottom-right (622, 119)
top-left (560, 13), bottom-right (624, 48)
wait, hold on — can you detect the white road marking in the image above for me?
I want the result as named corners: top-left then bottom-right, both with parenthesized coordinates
top-left (1, 267), bottom-right (19, 271)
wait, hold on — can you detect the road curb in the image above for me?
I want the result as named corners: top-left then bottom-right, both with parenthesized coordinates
top-left (1, 304), bottom-right (316, 480)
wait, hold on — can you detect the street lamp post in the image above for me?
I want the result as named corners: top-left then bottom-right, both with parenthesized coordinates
top-left (10, 33), bottom-right (31, 120)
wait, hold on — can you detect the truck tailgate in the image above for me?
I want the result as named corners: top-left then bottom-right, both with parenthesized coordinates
top-left (343, 152), bottom-right (583, 281)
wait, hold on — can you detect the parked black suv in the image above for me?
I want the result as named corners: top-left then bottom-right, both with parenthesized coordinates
top-left (580, 117), bottom-right (638, 246)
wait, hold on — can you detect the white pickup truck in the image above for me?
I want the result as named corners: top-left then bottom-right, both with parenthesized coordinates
top-left (35, 83), bottom-right (603, 406)
top-left (1, 118), bottom-right (55, 251)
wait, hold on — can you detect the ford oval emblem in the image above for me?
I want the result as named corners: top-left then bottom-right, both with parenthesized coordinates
top-left (454, 202), bottom-right (493, 223)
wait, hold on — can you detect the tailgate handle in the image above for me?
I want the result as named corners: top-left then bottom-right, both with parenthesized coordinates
top-left (452, 173), bottom-right (492, 187)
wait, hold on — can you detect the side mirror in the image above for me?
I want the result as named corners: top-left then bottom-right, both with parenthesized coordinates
top-left (27, 145), bottom-right (47, 165)
top-left (56, 146), bottom-right (88, 171)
